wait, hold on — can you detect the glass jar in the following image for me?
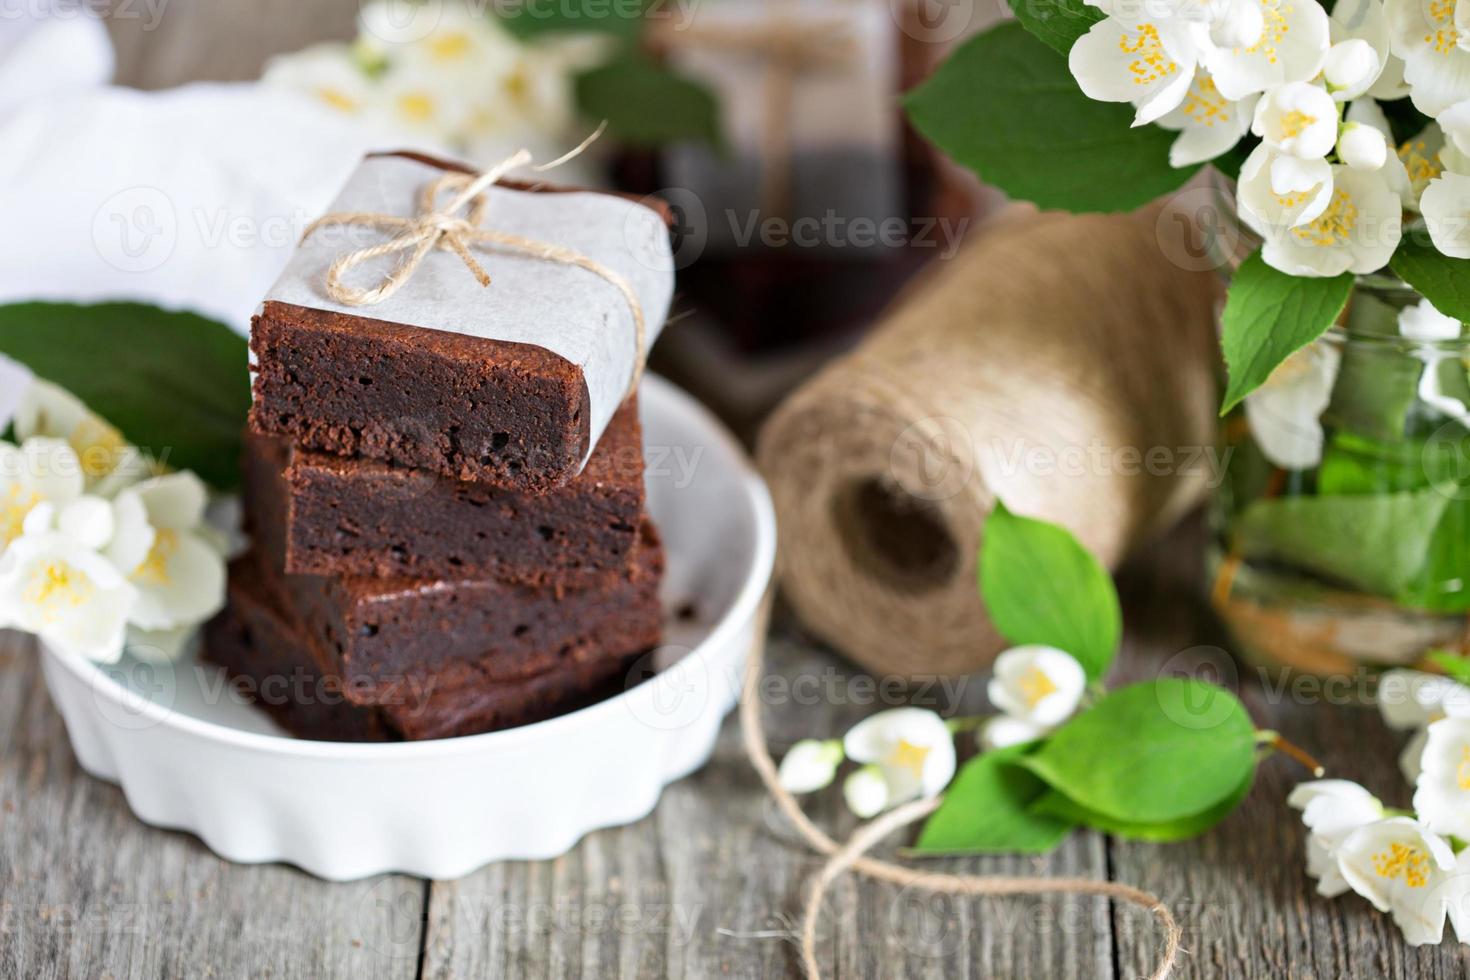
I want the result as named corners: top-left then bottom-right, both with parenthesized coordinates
top-left (1212, 275), bottom-right (1470, 676)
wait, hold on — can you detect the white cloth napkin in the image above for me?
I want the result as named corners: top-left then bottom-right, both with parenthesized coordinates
top-left (0, 10), bottom-right (402, 336)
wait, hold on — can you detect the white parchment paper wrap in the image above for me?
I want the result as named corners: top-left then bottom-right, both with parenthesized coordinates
top-left (265, 155), bottom-right (675, 466)
top-left (0, 354), bottom-right (34, 433)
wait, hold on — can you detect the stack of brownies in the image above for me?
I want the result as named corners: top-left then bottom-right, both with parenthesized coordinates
top-left (204, 155), bottom-right (673, 742)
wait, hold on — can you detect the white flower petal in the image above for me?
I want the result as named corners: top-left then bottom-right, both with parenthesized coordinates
top-left (0, 531), bottom-right (137, 663)
top-left (127, 529), bottom-right (227, 631)
top-left (1335, 817), bottom-right (1457, 945)
top-left (130, 472), bottom-right (209, 531)
top-left (1339, 121), bottom-right (1389, 170)
top-left (106, 491), bottom-right (154, 576)
top-left (1157, 74), bottom-right (1257, 165)
top-left (1069, 17), bottom-right (1198, 122)
top-left (1400, 298), bottom-right (1464, 341)
top-left (1386, 0), bottom-right (1470, 115)
top-left (989, 645), bottom-right (1088, 726)
top-left (57, 496), bottom-right (114, 551)
top-left (981, 715), bottom-right (1051, 750)
top-left (1413, 717), bottom-right (1470, 840)
top-left (1257, 164), bottom-right (1402, 276)
top-left (1205, 0), bottom-right (1331, 99)
top-left (1244, 340), bottom-right (1340, 469)
top-left (1422, 171), bottom-right (1470, 258)
top-left (1379, 669), bottom-right (1470, 728)
top-left (1252, 81), bottom-right (1339, 158)
top-left (844, 766), bottom-right (889, 819)
top-left (21, 437), bottom-right (83, 504)
top-left (778, 739), bottom-right (843, 794)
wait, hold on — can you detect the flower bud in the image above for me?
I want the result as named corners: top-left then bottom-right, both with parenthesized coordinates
top-left (1324, 40), bottom-right (1378, 94)
top-left (1338, 122), bottom-right (1388, 171)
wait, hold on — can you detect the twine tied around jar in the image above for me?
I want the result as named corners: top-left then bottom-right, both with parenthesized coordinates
top-left (650, 16), bottom-right (857, 218)
top-left (299, 124), bottom-right (651, 395)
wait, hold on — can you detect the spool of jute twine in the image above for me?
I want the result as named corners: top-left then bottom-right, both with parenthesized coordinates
top-left (757, 205), bottom-right (1221, 678)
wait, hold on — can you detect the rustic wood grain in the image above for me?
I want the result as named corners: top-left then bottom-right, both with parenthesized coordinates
top-left (0, 633), bottom-right (427, 980)
top-left (1107, 525), bottom-right (1470, 980)
top-left (421, 624), bottom-right (1114, 980)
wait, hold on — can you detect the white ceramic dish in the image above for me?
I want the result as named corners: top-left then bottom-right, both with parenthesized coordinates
top-left (38, 375), bottom-right (776, 881)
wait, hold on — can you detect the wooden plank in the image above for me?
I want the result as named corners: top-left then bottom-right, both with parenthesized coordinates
top-left (0, 632), bottom-right (427, 980)
top-left (1107, 528), bottom-right (1470, 979)
top-left (423, 619), bottom-right (1114, 979)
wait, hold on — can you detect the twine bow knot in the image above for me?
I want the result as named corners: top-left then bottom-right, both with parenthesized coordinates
top-left (299, 126), bottom-right (651, 394)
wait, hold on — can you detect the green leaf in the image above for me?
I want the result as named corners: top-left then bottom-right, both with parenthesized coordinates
top-left (1232, 487), bottom-right (1452, 595)
top-left (915, 743), bottom-right (1075, 854)
top-left (1005, 0), bottom-right (1103, 55)
top-left (1390, 233), bottom-right (1470, 324)
top-left (575, 53), bottom-right (722, 149)
top-left (1019, 679), bottom-right (1257, 824)
top-left (1428, 649), bottom-right (1470, 685)
top-left (979, 501), bottom-right (1122, 681)
top-left (1400, 498), bottom-right (1470, 612)
top-left (1220, 250), bottom-right (1354, 413)
top-left (1030, 768), bottom-right (1254, 843)
top-left (905, 22), bottom-right (1195, 213)
top-left (0, 302), bottom-right (249, 491)
top-left (503, 0), bottom-right (647, 39)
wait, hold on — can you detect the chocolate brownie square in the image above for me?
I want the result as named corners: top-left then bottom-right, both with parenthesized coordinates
top-left (205, 556), bottom-right (653, 742)
top-left (241, 400), bottom-right (645, 585)
top-left (249, 154), bottom-right (675, 492)
top-left (270, 521), bottom-right (665, 710)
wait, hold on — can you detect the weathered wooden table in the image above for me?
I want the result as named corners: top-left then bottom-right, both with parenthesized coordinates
top-left (3, 520), bottom-right (1468, 979)
top-left (5, 7), bottom-right (1467, 977)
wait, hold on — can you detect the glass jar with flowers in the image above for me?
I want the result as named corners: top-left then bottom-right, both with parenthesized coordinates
top-left (903, 0), bottom-right (1470, 676)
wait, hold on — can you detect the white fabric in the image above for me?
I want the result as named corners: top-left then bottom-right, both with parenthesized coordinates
top-left (0, 8), bottom-right (404, 336)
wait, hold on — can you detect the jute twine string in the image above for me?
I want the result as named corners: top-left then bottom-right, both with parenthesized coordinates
top-left (651, 18), bottom-right (856, 217)
top-left (738, 603), bottom-right (1183, 979)
top-left (756, 205), bottom-right (1222, 678)
top-left (299, 125), bottom-right (650, 394)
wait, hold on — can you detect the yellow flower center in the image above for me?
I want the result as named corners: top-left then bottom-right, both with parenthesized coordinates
top-left (1372, 842), bottom-right (1431, 888)
top-left (1400, 138), bottom-right (1444, 191)
top-left (1290, 189), bottom-right (1359, 247)
top-left (23, 560), bottom-right (95, 623)
top-left (1457, 745), bottom-right (1470, 791)
top-left (1423, 0), bottom-right (1460, 55)
top-left (68, 417), bottom-right (128, 483)
top-left (428, 32), bottom-right (473, 62)
top-left (1120, 24), bottom-right (1180, 87)
top-left (1279, 109), bottom-right (1316, 139)
top-left (1182, 76), bottom-right (1228, 127)
top-left (888, 739), bottom-right (930, 777)
top-left (1243, 0), bottom-right (1292, 65)
top-left (1, 484), bottom-right (41, 546)
top-left (504, 69), bottom-right (531, 107)
top-left (133, 528), bottom-right (179, 587)
top-left (396, 92), bottom-right (436, 123)
top-left (316, 86), bottom-right (359, 113)
top-left (1018, 667), bottom-right (1060, 708)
